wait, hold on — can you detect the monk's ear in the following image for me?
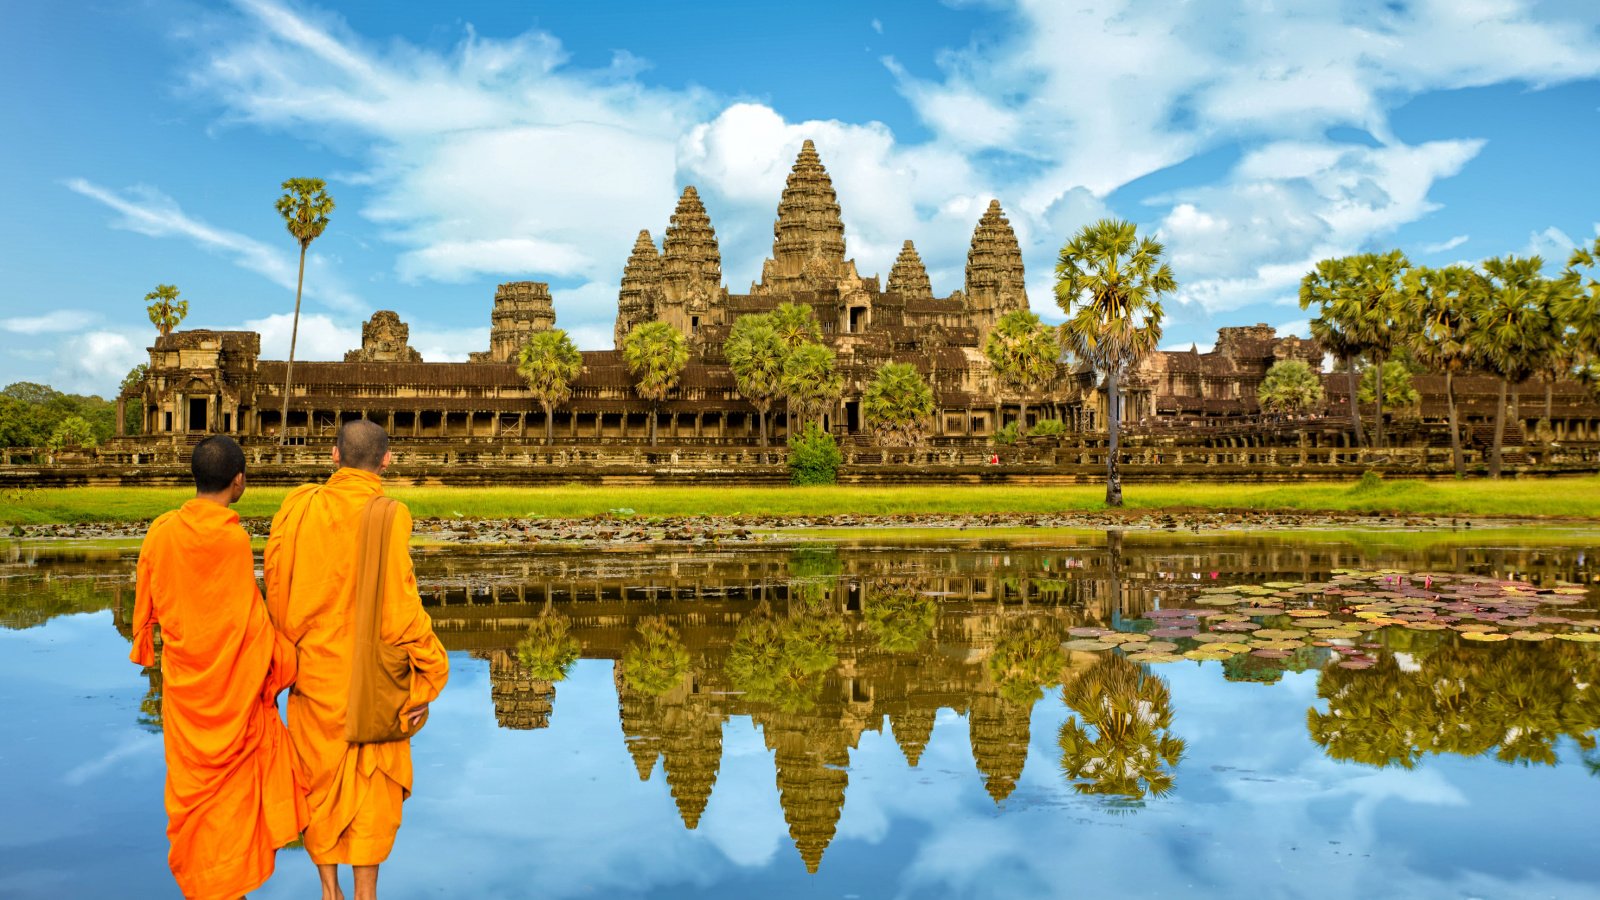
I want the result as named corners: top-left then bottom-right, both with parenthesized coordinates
top-left (381, 450), bottom-right (393, 473)
top-left (230, 471), bottom-right (247, 503)
top-left (331, 445), bottom-right (342, 467)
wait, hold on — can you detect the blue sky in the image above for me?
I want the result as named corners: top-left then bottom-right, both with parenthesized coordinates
top-left (2, 0), bottom-right (1598, 395)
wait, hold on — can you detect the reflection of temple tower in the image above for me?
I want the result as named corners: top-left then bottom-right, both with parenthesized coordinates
top-left (476, 650), bottom-right (555, 730)
top-left (968, 695), bottom-right (1033, 804)
top-left (889, 707), bottom-right (936, 767)
top-left (764, 714), bottom-right (851, 874)
top-left (615, 667), bottom-right (725, 829)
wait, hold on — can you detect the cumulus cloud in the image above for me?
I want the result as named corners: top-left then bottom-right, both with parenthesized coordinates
top-left (1421, 234), bottom-right (1470, 254)
top-left (66, 178), bottom-right (364, 311)
top-left (1, 310), bottom-right (97, 335)
top-left (243, 312), bottom-right (359, 361)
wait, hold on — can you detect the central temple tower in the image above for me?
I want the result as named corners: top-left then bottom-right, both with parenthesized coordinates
top-left (755, 140), bottom-right (858, 294)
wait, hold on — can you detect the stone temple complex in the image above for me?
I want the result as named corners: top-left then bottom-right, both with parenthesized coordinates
top-left (42, 138), bottom-right (1596, 477)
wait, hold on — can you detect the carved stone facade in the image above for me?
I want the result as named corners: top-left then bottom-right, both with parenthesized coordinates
top-left (473, 281), bottom-right (556, 364)
top-left (345, 310), bottom-right (423, 363)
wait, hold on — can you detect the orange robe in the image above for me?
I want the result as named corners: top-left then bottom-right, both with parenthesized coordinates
top-left (131, 498), bottom-right (306, 900)
top-left (264, 467), bottom-right (450, 866)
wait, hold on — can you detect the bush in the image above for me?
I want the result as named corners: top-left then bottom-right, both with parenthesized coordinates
top-left (1027, 419), bottom-right (1068, 439)
top-left (993, 421), bottom-right (1020, 445)
top-left (47, 416), bottom-right (98, 451)
top-left (1351, 470), bottom-right (1385, 493)
top-left (788, 423), bottom-right (841, 485)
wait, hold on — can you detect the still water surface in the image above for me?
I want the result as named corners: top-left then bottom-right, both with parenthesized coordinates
top-left (2, 529), bottom-right (1598, 899)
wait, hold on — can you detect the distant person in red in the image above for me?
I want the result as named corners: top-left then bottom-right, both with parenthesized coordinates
top-left (988, 453), bottom-right (1000, 465)
top-left (131, 434), bottom-right (305, 899)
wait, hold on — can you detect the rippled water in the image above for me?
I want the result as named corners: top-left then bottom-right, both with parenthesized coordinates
top-left (2, 529), bottom-right (1599, 899)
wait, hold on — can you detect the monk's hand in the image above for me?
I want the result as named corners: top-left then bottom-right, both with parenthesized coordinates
top-left (403, 702), bottom-right (429, 727)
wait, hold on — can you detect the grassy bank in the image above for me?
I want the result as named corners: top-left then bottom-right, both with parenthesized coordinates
top-left (4, 475), bottom-right (1599, 524)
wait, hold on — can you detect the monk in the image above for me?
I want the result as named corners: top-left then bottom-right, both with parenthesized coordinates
top-left (265, 420), bottom-right (449, 900)
top-left (130, 434), bottom-right (306, 899)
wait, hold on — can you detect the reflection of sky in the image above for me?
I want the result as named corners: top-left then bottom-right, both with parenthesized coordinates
top-left (3, 613), bottom-right (1598, 899)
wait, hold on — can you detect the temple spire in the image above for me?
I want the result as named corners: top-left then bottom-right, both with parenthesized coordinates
top-left (615, 229), bottom-right (662, 348)
top-left (886, 240), bottom-right (934, 301)
top-left (661, 186), bottom-right (722, 298)
top-left (758, 139), bottom-right (849, 292)
top-left (963, 199), bottom-right (1028, 321)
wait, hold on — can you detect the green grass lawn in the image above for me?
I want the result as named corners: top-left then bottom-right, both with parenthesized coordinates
top-left (4, 475), bottom-right (1599, 524)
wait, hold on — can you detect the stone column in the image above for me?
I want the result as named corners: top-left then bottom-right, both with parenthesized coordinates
top-left (518, 412), bottom-right (527, 439)
top-left (115, 398), bottom-right (126, 437)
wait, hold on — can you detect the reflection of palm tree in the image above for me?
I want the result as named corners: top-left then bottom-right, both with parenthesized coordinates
top-left (618, 617), bottom-right (691, 697)
top-left (725, 612), bottom-right (844, 714)
top-left (137, 661), bottom-right (164, 733)
top-left (988, 616), bottom-right (1066, 704)
top-left (1058, 654), bottom-right (1185, 800)
top-left (864, 589), bottom-right (937, 653)
top-left (516, 613), bottom-right (581, 682)
top-left (1308, 654), bottom-right (1429, 768)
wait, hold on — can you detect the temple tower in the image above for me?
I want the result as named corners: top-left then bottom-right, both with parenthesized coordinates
top-left (963, 200), bottom-right (1028, 336)
top-left (478, 282), bottom-right (556, 363)
top-left (968, 694), bottom-right (1032, 804)
top-left (615, 230), bottom-right (663, 348)
top-left (345, 311), bottom-right (423, 363)
top-left (889, 706), bottom-right (936, 767)
top-left (886, 240), bottom-right (934, 301)
top-left (758, 140), bottom-right (850, 293)
top-left (657, 187), bottom-right (724, 341)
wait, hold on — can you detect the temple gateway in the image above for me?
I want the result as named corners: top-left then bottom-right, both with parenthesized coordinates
top-left (119, 141), bottom-right (1599, 458)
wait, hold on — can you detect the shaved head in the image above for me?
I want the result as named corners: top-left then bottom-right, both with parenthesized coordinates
top-left (336, 419), bottom-right (389, 472)
top-left (191, 435), bottom-right (245, 494)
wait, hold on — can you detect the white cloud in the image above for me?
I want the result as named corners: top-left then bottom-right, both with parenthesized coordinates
top-left (1421, 234), bottom-right (1469, 254)
top-left (1, 310), bottom-right (96, 335)
top-left (1523, 225), bottom-right (1579, 263)
top-left (43, 329), bottom-right (150, 395)
top-left (871, 18), bottom-right (883, 35)
top-left (65, 178), bottom-right (364, 311)
top-left (242, 312), bottom-right (358, 361)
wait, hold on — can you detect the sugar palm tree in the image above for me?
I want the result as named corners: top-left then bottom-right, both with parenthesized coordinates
top-left (517, 329), bottom-right (583, 444)
top-left (1055, 219), bottom-right (1175, 507)
top-left (861, 361), bottom-right (936, 447)
top-left (781, 341), bottom-right (844, 435)
top-left (1405, 265), bottom-right (1483, 476)
top-left (1358, 361), bottom-right (1420, 417)
top-left (1301, 252), bottom-right (1410, 448)
top-left (144, 284), bottom-right (188, 338)
top-left (769, 301), bottom-right (822, 351)
top-left (618, 618), bottom-right (691, 698)
top-left (1305, 310), bottom-right (1365, 446)
top-left (274, 178), bottom-right (334, 445)
top-left (724, 314), bottom-right (785, 446)
top-left (982, 308), bottom-right (1059, 428)
top-left (1256, 359), bottom-right (1324, 416)
top-left (1058, 654), bottom-right (1185, 800)
top-left (621, 320), bottom-right (689, 446)
top-left (1467, 255), bottom-right (1556, 478)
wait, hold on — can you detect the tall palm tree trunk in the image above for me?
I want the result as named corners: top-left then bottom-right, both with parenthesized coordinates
top-left (1344, 360), bottom-right (1365, 447)
top-left (278, 243), bottom-right (307, 446)
top-left (1490, 378), bottom-right (1508, 479)
top-left (650, 404), bottom-right (659, 446)
top-left (1544, 379), bottom-right (1554, 442)
top-left (1445, 371), bottom-right (1463, 477)
top-left (1106, 368), bottom-right (1123, 507)
top-left (758, 406), bottom-right (768, 447)
top-left (1372, 352), bottom-right (1385, 450)
top-left (1019, 398), bottom-right (1029, 433)
top-left (543, 401), bottom-right (554, 444)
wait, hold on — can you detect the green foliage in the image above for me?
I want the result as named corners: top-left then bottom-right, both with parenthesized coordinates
top-left (144, 284), bottom-right (188, 337)
top-left (1351, 470), bottom-right (1385, 493)
top-left (275, 178), bottom-right (335, 247)
top-left (617, 618), bottom-right (691, 697)
top-left (622, 320), bottom-right (690, 444)
top-left (787, 422), bottom-right (841, 485)
top-left (1257, 359), bottom-right (1325, 414)
top-left (992, 421), bottom-right (1020, 445)
top-left (1358, 360), bottom-right (1420, 412)
top-left (517, 329), bottom-right (583, 440)
top-left (47, 416), bottom-right (98, 451)
top-left (861, 362), bottom-right (935, 447)
top-left (0, 382), bottom-right (117, 449)
top-left (1058, 654), bottom-right (1185, 800)
top-left (987, 618), bottom-right (1066, 705)
top-left (1468, 255), bottom-right (1559, 386)
top-left (1026, 419), bottom-right (1068, 438)
top-left (516, 615), bottom-right (581, 682)
top-left (724, 314), bottom-right (786, 443)
top-left (982, 309), bottom-right (1059, 411)
top-left (781, 341), bottom-right (843, 429)
top-left (724, 610), bottom-right (845, 713)
top-left (768, 302), bottom-right (823, 351)
top-left (863, 589), bottom-right (937, 653)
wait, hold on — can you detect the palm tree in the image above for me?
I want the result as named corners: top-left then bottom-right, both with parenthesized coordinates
top-left (515, 613), bottom-right (581, 682)
top-left (769, 301), bottom-right (822, 351)
top-left (1058, 654), bottom-right (1185, 800)
top-left (1055, 219), bottom-right (1175, 507)
top-left (273, 178), bottom-right (334, 445)
top-left (618, 618), bottom-right (691, 697)
top-left (1405, 265), bottom-right (1482, 476)
top-left (144, 284), bottom-right (188, 338)
top-left (1358, 361), bottom-right (1420, 417)
top-left (516, 329), bottom-right (583, 444)
top-left (621, 320), bottom-right (689, 446)
top-left (1467, 255), bottom-right (1556, 478)
top-left (724, 314), bottom-right (785, 446)
top-left (781, 342), bottom-right (844, 435)
top-left (1256, 359), bottom-right (1324, 416)
top-left (861, 362), bottom-right (936, 448)
top-left (1301, 252), bottom-right (1410, 448)
top-left (1304, 309), bottom-right (1366, 446)
top-left (982, 308), bottom-right (1059, 428)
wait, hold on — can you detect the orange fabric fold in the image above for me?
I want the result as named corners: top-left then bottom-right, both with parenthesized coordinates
top-left (264, 468), bottom-right (450, 866)
top-left (131, 499), bottom-right (306, 900)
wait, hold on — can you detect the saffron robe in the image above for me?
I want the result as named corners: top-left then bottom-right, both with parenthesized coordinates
top-left (264, 468), bottom-right (450, 866)
top-left (131, 498), bottom-right (306, 900)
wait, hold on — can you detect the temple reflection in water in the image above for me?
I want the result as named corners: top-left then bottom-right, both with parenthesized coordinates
top-left (2, 533), bottom-right (1597, 874)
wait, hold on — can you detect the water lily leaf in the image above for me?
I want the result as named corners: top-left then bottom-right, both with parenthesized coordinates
top-left (1126, 651), bottom-right (1184, 663)
top-left (1183, 648), bottom-right (1234, 661)
top-left (1254, 629), bottom-right (1309, 640)
top-left (1508, 631), bottom-right (1555, 641)
top-left (1063, 639), bottom-right (1116, 652)
top-left (1460, 631), bottom-right (1509, 642)
top-left (1556, 633), bottom-right (1600, 643)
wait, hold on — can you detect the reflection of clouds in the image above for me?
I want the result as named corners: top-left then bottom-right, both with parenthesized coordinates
top-left (61, 733), bottom-right (161, 786)
top-left (697, 719), bottom-right (786, 868)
